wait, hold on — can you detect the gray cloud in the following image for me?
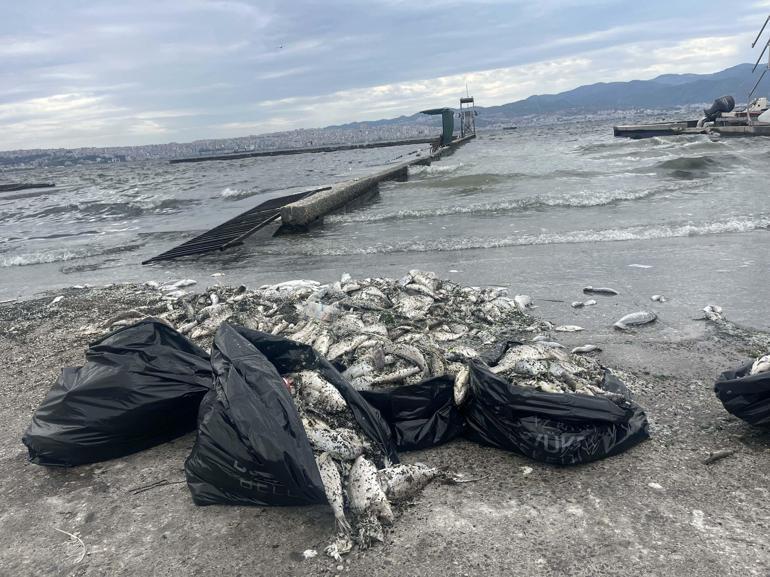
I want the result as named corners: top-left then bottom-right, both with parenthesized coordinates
top-left (0, 0), bottom-right (768, 149)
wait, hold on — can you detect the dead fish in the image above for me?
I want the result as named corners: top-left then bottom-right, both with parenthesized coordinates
top-left (101, 309), bottom-right (145, 328)
top-left (347, 456), bottom-right (393, 523)
top-left (302, 419), bottom-right (365, 461)
top-left (445, 346), bottom-right (480, 362)
top-left (539, 341), bottom-right (565, 349)
top-left (750, 354), bottom-right (770, 375)
top-left (342, 360), bottom-right (374, 381)
top-left (514, 294), bottom-right (535, 312)
top-left (313, 331), bottom-right (333, 357)
top-left (583, 286), bottom-right (619, 296)
top-left (315, 452), bottom-right (351, 535)
top-left (583, 299), bottom-right (597, 306)
top-left (555, 325), bottom-right (584, 332)
top-left (408, 269), bottom-right (439, 291)
top-left (651, 295), bottom-right (667, 303)
top-left (404, 283), bottom-right (438, 300)
top-left (453, 365), bottom-right (470, 406)
top-left (383, 342), bottom-right (426, 371)
top-left (327, 335), bottom-right (369, 361)
top-left (160, 279), bottom-right (197, 292)
top-left (370, 366), bottom-right (421, 386)
top-left (571, 301), bottom-right (585, 309)
top-left (703, 304), bottom-right (724, 321)
top-left (571, 344), bottom-right (602, 354)
top-left (614, 311), bottom-right (657, 330)
top-left (177, 320), bottom-right (198, 334)
top-left (377, 463), bottom-right (440, 502)
top-left (532, 335), bottom-right (549, 342)
top-left (293, 371), bottom-right (348, 414)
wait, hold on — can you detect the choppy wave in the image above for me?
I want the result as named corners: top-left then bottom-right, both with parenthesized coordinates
top-left (0, 249), bottom-right (84, 268)
top-left (0, 242), bottom-right (144, 268)
top-left (220, 187), bottom-right (266, 201)
top-left (17, 197), bottom-right (199, 222)
top-left (656, 155), bottom-right (723, 171)
top-left (408, 163), bottom-right (462, 177)
top-left (328, 184), bottom-right (683, 224)
top-left (280, 215), bottom-right (770, 256)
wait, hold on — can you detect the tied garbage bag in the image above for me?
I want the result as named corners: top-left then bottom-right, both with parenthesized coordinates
top-left (22, 319), bottom-right (213, 467)
top-left (715, 362), bottom-right (770, 427)
top-left (184, 323), bottom-right (398, 506)
top-left (463, 362), bottom-right (649, 465)
top-left (360, 376), bottom-right (465, 451)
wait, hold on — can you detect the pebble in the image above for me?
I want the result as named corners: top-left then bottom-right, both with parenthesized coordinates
top-left (648, 482), bottom-right (663, 490)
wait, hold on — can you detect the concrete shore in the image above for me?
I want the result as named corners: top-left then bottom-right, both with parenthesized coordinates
top-left (0, 282), bottom-right (768, 577)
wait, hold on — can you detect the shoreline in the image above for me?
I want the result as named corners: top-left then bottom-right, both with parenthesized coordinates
top-left (1, 280), bottom-right (768, 576)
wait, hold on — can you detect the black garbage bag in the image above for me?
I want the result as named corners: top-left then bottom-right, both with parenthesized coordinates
top-left (715, 362), bottom-right (770, 427)
top-left (184, 323), bottom-right (398, 506)
top-left (22, 319), bottom-right (213, 467)
top-left (360, 376), bottom-right (465, 451)
top-left (463, 361), bottom-right (649, 465)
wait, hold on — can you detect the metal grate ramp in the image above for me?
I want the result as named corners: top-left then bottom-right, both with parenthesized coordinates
top-left (141, 187), bottom-right (329, 264)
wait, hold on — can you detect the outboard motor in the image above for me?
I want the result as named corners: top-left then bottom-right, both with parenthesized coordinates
top-left (703, 95), bottom-right (735, 122)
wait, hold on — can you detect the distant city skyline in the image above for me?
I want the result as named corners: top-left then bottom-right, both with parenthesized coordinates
top-left (2, 0), bottom-right (769, 150)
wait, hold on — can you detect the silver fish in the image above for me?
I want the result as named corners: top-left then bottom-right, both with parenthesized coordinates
top-left (571, 301), bottom-right (585, 308)
top-left (555, 325), bottom-right (584, 332)
top-left (453, 365), bottom-right (470, 406)
top-left (571, 345), bottom-right (602, 354)
top-left (347, 455), bottom-right (393, 522)
top-left (302, 418), bottom-right (365, 461)
top-left (313, 331), bottom-right (333, 356)
top-left (651, 294), bottom-right (667, 303)
top-left (370, 366), bottom-right (421, 386)
top-left (383, 342), bottom-right (426, 371)
top-left (614, 311), bottom-right (657, 330)
top-left (293, 371), bottom-right (348, 414)
top-left (750, 354), bottom-right (770, 375)
top-left (327, 335), bottom-right (369, 361)
top-left (377, 463), bottom-right (440, 502)
top-left (315, 452), bottom-right (351, 535)
top-left (583, 286), bottom-right (619, 296)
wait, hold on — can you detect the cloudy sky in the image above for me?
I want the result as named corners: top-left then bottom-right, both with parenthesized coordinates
top-left (2, 0), bottom-right (770, 150)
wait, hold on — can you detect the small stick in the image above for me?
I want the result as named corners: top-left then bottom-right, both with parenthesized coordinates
top-left (444, 474), bottom-right (490, 484)
top-left (703, 448), bottom-right (737, 465)
top-left (53, 527), bottom-right (86, 564)
top-left (128, 479), bottom-right (186, 495)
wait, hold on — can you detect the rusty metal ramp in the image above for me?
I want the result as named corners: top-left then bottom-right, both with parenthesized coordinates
top-left (141, 187), bottom-right (329, 264)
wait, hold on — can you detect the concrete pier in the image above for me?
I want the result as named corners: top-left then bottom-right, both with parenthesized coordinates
top-left (280, 134), bottom-right (475, 227)
top-left (168, 137), bottom-right (437, 164)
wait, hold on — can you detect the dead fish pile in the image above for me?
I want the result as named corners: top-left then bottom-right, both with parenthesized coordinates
top-left (95, 271), bottom-right (538, 403)
top-left (485, 341), bottom-right (612, 398)
top-left (284, 370), bottom-right (442, 558)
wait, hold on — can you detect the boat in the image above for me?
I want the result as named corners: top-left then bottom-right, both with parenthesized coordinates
top-left (614, 15), bottom-right (770, 139)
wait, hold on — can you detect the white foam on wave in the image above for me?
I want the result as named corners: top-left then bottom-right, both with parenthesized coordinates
top-left (278, 215), bottom-right (770, 257)
top-left (221, 187), bottom-right (243, 198)
top-left (0, 250), bottom-right (82, 268)
top-left (408, 163), bottom-right (462, 177)
top-left (327, 183), bottom-right (688, 224)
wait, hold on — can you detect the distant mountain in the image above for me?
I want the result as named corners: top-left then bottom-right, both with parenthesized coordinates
top-left (482, 64), bottom-right (769, 119)
top-left (329, 63), bottom-right (770, 130)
